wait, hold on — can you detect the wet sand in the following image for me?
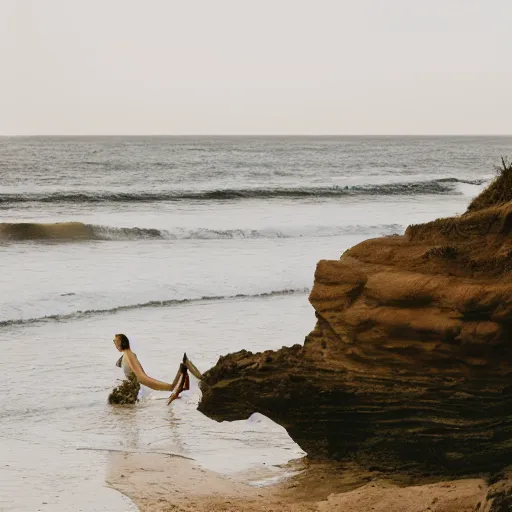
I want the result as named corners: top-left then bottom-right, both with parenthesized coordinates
top-left (107, 453), bottom-right (490, 512)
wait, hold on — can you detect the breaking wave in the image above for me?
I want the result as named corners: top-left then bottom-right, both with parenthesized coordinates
top-left (0, 178), bottom-right (486, 204)
top-left (0, 222), bottom-right (404, 241)
top-left (0, 288), bottom-right (310, 328)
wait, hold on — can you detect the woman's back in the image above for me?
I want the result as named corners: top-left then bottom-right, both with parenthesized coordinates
top-left (117, 352), bottom-right (136, 379)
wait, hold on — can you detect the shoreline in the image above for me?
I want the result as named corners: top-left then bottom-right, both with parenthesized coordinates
top-left (107, 453), bottom-right (493, 512)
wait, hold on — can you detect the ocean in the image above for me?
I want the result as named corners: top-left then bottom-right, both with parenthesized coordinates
top-left (1, 136), bottom-right (511, 511)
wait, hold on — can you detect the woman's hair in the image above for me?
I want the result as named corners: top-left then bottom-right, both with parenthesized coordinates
top-left (116, 333), bottom-right (130, 350)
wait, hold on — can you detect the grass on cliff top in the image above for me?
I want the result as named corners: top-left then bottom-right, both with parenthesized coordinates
top-left (467, 157), bottom-right (512, 213)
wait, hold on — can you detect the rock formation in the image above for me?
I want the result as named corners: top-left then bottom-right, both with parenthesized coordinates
top-left (198, 161), bottom-right (512, 474)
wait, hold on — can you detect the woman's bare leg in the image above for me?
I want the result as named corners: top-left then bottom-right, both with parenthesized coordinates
top-left (138, 362), bottom-right (188, 392)
top-left (136, 375), bottom-right (174, 391)
top-left (167, 370), bottom-right (188, 405)
top-left (169, 365), bottom-right (184, 389)
top-left (126, 351), bottom-right (177, 391)
top-left (183, 353), bottom-right (202, 380)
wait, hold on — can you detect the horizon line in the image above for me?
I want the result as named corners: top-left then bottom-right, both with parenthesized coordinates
top-left (1, 133), bottom-right (512, 138)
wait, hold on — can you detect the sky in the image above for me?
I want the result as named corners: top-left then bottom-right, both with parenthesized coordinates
top-left (1, 0), bottom-right (511, 135)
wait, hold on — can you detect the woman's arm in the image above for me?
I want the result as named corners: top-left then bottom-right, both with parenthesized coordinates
top-left (124, 351), bottom-right (174, 391)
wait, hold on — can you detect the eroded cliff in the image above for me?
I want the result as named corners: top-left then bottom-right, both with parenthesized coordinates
top-left (199, 162), bottom-right (512, 474)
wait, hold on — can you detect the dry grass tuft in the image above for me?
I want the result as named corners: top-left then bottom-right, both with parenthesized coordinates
top-left (467, 157), bottom-right (512, 213)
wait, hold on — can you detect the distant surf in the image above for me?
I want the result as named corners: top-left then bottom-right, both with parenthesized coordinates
top-left (0, 221), bottom-right (404, 241)
top-left (0, 178), bottom-right (486, 204)
top-left (0, 287), bottom-right (310, 328)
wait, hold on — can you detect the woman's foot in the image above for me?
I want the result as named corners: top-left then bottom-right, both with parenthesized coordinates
top-left (167, 394), bottom-right (181, 405)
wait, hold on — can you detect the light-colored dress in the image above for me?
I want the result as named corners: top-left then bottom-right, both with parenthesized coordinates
top-left (121, 354), bottom-right (136, 379)
top-left (118, 353), bottom-right (149, 399)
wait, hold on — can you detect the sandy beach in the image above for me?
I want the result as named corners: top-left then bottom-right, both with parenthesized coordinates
top-left (107, 453), bottom-right (492, 512)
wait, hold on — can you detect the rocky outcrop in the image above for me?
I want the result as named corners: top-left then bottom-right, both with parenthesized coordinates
top-left (198, 164), bottom-right (512, 474)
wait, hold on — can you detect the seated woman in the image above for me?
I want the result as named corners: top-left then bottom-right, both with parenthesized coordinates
top-left (108, 333), bottom-right (202, 405)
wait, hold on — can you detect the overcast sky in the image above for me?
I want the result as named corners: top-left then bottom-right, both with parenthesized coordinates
top-left (1, 0), bottom-right (511, 135)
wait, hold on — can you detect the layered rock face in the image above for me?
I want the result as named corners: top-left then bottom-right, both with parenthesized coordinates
top-left (199, 172), bottom-right (512, 474)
